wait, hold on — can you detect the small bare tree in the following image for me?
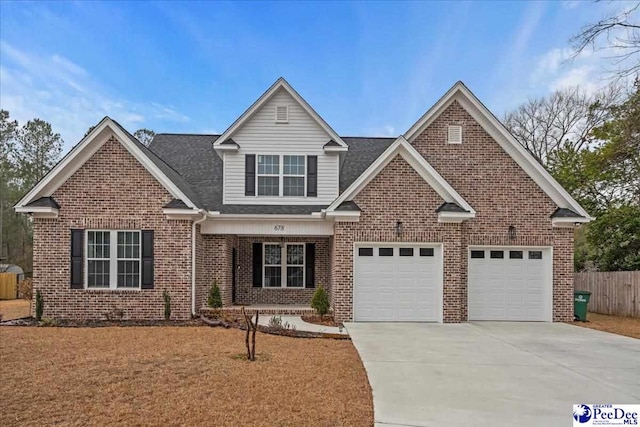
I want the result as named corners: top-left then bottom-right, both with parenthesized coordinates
top-left (570, 2), bottom-right (640, 80)
top-left (241, 307), bottom-right (258, 361)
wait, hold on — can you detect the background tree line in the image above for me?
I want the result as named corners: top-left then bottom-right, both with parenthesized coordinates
top-left (0, 110), bottom-right (154, 272)
top-left (504, 3), bottom-right (640, 271)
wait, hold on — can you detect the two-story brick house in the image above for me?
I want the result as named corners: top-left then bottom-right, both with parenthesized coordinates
top-left (15, 78), bottom-right (591, 323)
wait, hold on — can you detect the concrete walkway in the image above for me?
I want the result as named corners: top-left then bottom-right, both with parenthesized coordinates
top-left (257, 314), bottom-right (347, 335)
top-left (346, 322), bottom-right (640, 427)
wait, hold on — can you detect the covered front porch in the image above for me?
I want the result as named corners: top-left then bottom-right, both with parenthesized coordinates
top-left (195, 231), bottom-right (333, 313)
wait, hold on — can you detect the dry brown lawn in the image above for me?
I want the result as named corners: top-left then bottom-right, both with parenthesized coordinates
top-left (0, 299), bottom-right (30, 321)
top-left (573, 312), bottom-right (640, 339)
top-left (0, 327), bottom-right (373, 426)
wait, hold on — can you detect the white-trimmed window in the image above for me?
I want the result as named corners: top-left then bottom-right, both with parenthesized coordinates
top-left (256, 154), bottom-right (306, 197)
top-left (257, 155), bottom-right (280, 196)
top-left (283, 155), bottom-right (305, 196)
top-left (263, 243), bottom-right (305, 288)
top-left (86, 230), bottom-right (141, 289)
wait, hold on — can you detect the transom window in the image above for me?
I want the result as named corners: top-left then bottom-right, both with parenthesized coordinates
top-left (256, 155), bottom-right (306, 197)
top-left (263, 243), bottom-right (305, 288)
top-left (87, 230), bottom-right (141, 289)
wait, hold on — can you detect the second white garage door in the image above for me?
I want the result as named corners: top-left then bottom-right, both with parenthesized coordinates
top-left (468, 247), bottom-right (552, 321)
top-left (353, 244), bottom-right (442, 322)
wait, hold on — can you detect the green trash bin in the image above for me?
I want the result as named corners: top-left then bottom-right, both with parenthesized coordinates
top-left (574, 290), bottom-right (591, 321)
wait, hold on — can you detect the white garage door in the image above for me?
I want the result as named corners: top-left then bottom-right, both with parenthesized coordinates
top-left (468, 247), bottom-right (552, 321)
top-left (354, 244), bottom-right (442, 322)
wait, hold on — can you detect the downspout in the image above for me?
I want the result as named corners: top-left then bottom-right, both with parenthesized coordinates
top-left (192, 210), bottom-right (207, 316)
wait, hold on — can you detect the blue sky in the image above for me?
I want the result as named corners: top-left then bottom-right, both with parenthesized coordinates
top-left (0, 0), bottom-right (629, 151)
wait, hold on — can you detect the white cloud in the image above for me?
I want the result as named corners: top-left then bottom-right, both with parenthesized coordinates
top-left (0, 41), bottom-right (190, 150)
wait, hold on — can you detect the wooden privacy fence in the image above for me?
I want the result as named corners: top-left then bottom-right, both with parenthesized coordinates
top-left (0, 273), bottom-right (19, 300)
top-left (574, 271), bottom-right (640, 318)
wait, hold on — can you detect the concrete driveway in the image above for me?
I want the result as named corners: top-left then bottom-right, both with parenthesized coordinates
top-left (345, 322), bottom-right (640, 427)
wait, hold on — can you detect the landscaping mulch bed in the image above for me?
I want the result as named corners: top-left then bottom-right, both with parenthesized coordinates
top-left (0, 326), bottom-right (373, 426)
top-left (301, 314), bottom-right (342, 328)
top-left (573, 312), bottom-right (640, 339)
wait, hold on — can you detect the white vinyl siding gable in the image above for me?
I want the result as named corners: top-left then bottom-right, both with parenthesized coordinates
top-left (223, 88), bottom-right (339, 205)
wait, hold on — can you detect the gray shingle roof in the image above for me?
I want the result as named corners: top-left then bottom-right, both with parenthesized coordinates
top-left (336, 201), bottom-right (361, 211)
top-left (551, 208), bottom-right (584, 218)
top-left (147, 133), bottom-right (396, 214)
top-left (339, 137), bottom-right (395, 192)
top-left (25, 196), bottom-right (60, 209)
top-left (436, 202), bottom-right (468, 213)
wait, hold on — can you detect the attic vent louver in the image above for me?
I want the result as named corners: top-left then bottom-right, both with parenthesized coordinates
top-left (275, 105), bottom-right (289, 123)
top-left (447, 125), bottom-right (462, 144)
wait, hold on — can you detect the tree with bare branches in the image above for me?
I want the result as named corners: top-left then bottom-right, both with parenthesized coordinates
top-left (503, 85), bottom-right (621, 165)
top-left (570, 2), bottom-right (640, 80)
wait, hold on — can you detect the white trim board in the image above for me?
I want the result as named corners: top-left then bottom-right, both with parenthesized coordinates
top-left (213, 77), bottom-right (348, 153)
top-left (326, 136), bottom-right (475, 218)
top-left (15, 117), bottom-right (197, 209)
top-left (403, 81), bottom-right (591, 220)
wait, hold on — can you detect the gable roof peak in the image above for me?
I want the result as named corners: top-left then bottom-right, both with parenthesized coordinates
top-left (213, 77), bottom-right (348, 153)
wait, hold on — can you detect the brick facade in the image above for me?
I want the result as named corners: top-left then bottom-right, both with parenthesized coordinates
top-left (29, 99), bottom-right (575, 324)
top-left (33, 136), bottom-right (193, 320)
top-left (330, 101), bottom-right (574, 322)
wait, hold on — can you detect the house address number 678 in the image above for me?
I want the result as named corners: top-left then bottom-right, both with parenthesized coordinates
top-left (274, 225), bottom-right (285, 231)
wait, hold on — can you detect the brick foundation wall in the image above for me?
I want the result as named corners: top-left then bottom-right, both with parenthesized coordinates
top-left (32, 135), bottom-right (193, 320)
top-left (235, 236), bottom-right (331, 305)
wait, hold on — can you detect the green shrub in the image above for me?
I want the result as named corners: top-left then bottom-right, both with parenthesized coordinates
top-left (310, 285), bottom-right (330, 318)
top-left (207, 280), bottom-right (222, 308)
top-left (35, 290), bottom-right (44, 321)
top-left (163, 290), bottom-right (171, 320)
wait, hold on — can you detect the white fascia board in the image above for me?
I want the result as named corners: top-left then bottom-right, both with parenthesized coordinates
top-left (15, 117), bottom-right (197, 210)
top-left (213, 78), bottom-right (348, 151)
top-left (326, 136), bottom-right (474, 214)
top-left (211, 213), bottom-right (325, 220)
top-left (214, 145), bottom-right (239, 151)
top-left (552, 217), bottom-right (592, 228)
top-left (403, 81), bottom-right (591, 220)
top-left (14, 206), bottom-right (59, 218)
top-left (163, 208), bottom-right (204, 220)
top-left (437, 211), bottom-right (476, 223)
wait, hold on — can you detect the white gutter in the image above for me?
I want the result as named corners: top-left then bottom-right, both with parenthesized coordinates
top-left (192, 210), bottom-right (208, 316)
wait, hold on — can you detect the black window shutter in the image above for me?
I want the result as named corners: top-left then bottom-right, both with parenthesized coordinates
top-left (70, 229), bottom-right (84, 289)
top-left (305, 243), bottom-right (315, 288)
top-left (141, 230), bottom-right (154, 289)
top-left (307, 156), bottom-right (317, 197)
top-left (245, 154), bottom-right (256, 196)
top-left (252, 243), bottom-right (262, 287)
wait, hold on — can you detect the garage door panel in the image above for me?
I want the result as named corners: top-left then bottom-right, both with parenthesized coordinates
top-left (468, 247), bottom-right (551, 322)
top-left (354, 244), bottom-right (441, 322)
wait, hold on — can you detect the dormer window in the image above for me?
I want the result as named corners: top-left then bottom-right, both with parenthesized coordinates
top-left (248, 154), bottom-right (315, 197)
top-left (447, 125), bottom-right (462, 144)
top-left (256, 155), bottom-right (305, 196)
top-left (275, 105), bottom-right (289, 123)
